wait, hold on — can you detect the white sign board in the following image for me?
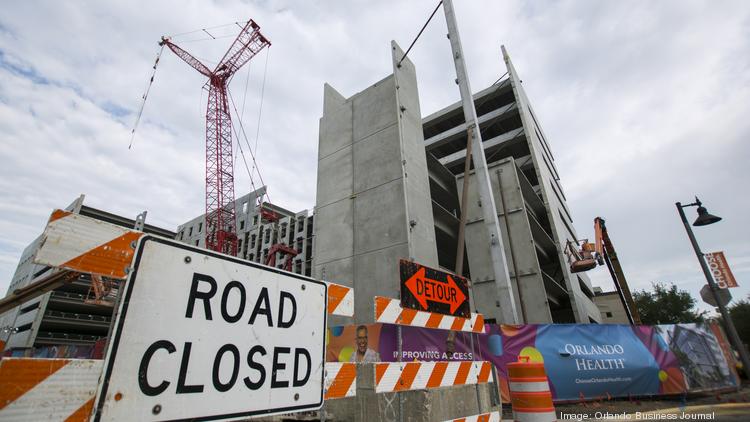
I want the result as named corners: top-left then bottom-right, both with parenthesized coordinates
top-left (93, 237), bottom-right (327, 421)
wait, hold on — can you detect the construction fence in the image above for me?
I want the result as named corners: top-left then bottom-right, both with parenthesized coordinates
top-left (325, 321), bottom-right (740, 402)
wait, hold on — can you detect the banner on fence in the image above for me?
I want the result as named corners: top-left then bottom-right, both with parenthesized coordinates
top-left (325, 321), bottom-right (738, 402)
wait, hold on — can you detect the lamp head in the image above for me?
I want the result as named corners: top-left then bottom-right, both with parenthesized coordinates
top-left (693, 197), bottom-right (722, 226)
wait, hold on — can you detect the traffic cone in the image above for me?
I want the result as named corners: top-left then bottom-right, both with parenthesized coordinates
top-left (507, 356), bottom-right (557, 422)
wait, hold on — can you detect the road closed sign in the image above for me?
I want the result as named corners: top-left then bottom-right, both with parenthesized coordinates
top-left (93, 237), bottom-right (327, 421)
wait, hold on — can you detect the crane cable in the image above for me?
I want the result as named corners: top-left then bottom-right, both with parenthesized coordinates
top-left (167, 21), bottom-right (246, 39)
top-left (229, 46), bottom-right (270, 201)
top-left (233, 61), bottom-right (252, 169)
top-left (397, 0), bottom-right (443, 67)
top-left (228, 89), bottom-right (271, 205)
top-left (129, 45), bottom-right (164, 149)
top-left (231, 118), bottom-right (263, 207)
top-left (253, 47), bottom-right (270, 155)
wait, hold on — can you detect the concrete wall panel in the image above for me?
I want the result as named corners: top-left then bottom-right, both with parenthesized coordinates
top-left (352, 77), bottom-right (398, 141)
top-left (352, 125), bottom-right (401, 193)
top-left (317, 145), bottom-right (353, 207)
top-left (353, 243), bottom-right (410, 324)
top-left (319, 84), bottom-right (353, 160)
top-left (353, 180), bottom-right (408, 256)
top-left (314, 199), bottom-right (354, 266)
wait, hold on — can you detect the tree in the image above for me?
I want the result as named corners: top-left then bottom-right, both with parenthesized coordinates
top-left (633, 282), bottom-right (706, 325)
top-left (727, 296), bottom-right (750, 346)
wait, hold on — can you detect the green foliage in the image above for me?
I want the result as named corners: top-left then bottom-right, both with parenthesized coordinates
top-left (727, 296), bottom-right (750, 346)
top-left (633, 282), bottom-right (706, 325)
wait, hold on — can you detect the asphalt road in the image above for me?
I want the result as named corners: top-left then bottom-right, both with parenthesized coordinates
top-left (549, 386), bottom-right (750, 422)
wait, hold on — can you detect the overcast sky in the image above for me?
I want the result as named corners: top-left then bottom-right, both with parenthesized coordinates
top-left (1, 1), bottom-right (748, 315)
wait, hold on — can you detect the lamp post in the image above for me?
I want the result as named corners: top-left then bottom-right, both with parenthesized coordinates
top-left (676, 197), bottom-right (750, 378)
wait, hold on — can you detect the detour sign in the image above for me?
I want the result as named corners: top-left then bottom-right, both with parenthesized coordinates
top-left (399, 259), bottom-right (470, 318)
top-left (93, 237), bottom-right (326, 421)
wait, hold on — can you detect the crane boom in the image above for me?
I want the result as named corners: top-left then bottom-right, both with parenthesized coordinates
top-left (215, 20), bottom-right (271, 76)
top-left (159, 38), bottom-right (212, 77)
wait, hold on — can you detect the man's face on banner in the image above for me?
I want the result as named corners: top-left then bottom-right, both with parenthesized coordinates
top-left (356, 327), bottom-right (368, 354)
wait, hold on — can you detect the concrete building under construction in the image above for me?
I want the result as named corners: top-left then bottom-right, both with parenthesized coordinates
top-left (313, 43), bottom-right (600, 324)
top-left (1, 42), bottom-right (601, 356)
top-left (176, 187), bottom-right (315, 277)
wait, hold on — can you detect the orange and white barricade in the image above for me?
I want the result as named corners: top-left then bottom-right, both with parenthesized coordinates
top-left (324, 362), bottom-right (357, 400)
top-left (34, 209), bottom-right (355, 317)
top-left (374, 296), bottom-right (485, 333)
top-left (444, 410), bottom-right (502, 422)
top-left (374, 361), bottom-right (493, 393)
top-left (0, 358), bottom-right (102, 421)
top-left (507, 356), bottom-right (556, 422)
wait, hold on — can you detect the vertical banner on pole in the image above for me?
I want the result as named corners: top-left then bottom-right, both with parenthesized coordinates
top-left (705, 251), bottom-right (738, 288)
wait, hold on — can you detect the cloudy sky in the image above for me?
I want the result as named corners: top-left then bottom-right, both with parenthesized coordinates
top-left (1, 0), bottom-right (748, 315)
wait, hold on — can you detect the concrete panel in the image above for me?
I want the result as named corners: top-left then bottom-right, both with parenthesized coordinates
top-left (353, 179), bottom-right (408, 255)
top-left (352, 124), bottom-right (401, 194)
top-left (490, 162), bottom-right (552, 323)
top-left (353, 243), bottom-right (409, 324)
top-left (314, 198), bottom-right (354, 265)
top-left (319, 84), bottom-right (353, 160)
top-left (404, 384), bottom-right (492, 421)
top-left (352, 76), bottom-right (398, 141)
top-left (404, 180), bottom-right (439, 264)
top-left (458, 158), bottom-right (554, 323)
top-left (392, 41), bottom-right (439, 267)
top-left (503, 46), bottom-right (594, 322)
top-left (317, 144), bottom-right (353, 207)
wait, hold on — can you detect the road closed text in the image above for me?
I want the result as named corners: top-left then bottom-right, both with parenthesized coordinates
top-left (137, 272), bottom-right (314, 396)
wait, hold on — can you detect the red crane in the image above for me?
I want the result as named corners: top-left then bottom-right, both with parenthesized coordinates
top-left (160, 20), bottom-right (270, 255)
top-left (264, 243), bottom-right (299, 272)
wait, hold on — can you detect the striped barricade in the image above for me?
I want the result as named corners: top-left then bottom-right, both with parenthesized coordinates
top-left (0, 359), bottom-right (357, 420)
top-left (34, 209), bottom-right (354, 317)
top-left (323, 362), bottom-right (357, 400)
top-left (444, 410), bottom-right (502, 422)
top-left (374, 361), bottom-right (493, 393)
top-left (325, 282), bottom-right (354, 318)
top-left (374, 296), bottom-right (485, 333)
top-left (0, 358), bottom-right (103, 421)
top-left (36, 210), bottom-right (140, 279)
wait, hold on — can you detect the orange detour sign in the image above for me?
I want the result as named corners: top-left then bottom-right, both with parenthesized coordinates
top-left (400, 259), bottom-right (470, 318)
top-left (507, 356), bottom-right (556, 422)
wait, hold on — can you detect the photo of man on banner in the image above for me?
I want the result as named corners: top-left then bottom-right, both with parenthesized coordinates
top-left (350, 325), bottom-right (380, 363)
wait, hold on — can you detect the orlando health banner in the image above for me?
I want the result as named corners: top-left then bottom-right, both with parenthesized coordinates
top-left (325, 322), bottom-right (738, 402)
top-left (480, 324), bottom-right (686, 401)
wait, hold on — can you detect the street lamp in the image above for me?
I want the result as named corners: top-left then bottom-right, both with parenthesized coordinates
top-left (676, 197), bottom-right (750, 378)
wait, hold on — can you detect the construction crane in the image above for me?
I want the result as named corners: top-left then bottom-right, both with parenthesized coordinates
top-left (160, 20), bottom-right (271, 255)
top-left (565, 217), bottom-right (641, 324)
top-left (265, 243), bottom-right (299, 272)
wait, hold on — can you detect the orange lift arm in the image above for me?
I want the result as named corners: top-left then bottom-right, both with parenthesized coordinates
top-left (595, 217), bottom-right (641, 324)
top-left (566, 218), bottom-right (641, 325)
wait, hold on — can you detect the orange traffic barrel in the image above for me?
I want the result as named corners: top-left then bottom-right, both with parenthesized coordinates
top-left (507, 356), bottom-right (557, 422)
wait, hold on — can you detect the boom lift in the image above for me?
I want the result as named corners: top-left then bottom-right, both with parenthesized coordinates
top-left (565, 217), bottom-right (641, 324)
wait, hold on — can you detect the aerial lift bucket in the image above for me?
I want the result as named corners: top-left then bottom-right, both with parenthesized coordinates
top-left (569, 241), bottom-right (597, 273)
top-left (570, 258), bottom-right (597, 273)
